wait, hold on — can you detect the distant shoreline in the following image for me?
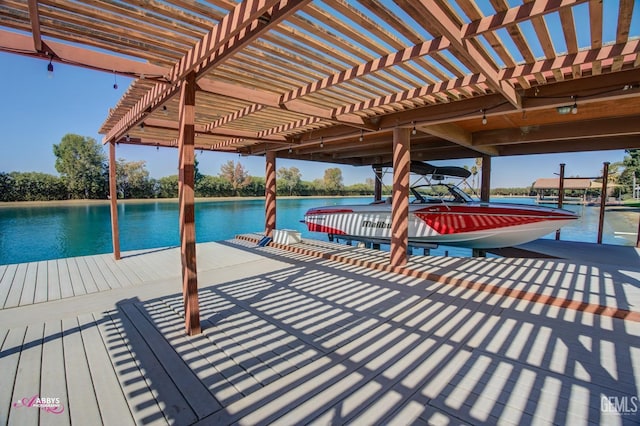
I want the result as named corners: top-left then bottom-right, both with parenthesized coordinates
top-left (0, 195), bottom-right (371, 208)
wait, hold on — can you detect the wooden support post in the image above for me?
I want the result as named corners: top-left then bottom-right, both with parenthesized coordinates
top-left (178, 71), bottom-right (200, 335)
top-left (108, 141), bottom-right (120, 260)
top-left (390, 127), bottom-right (410, 267)
top-left (480, 155), bottom-right (491, 202)
top-left (597, 162), bottom-right (609, 244)
top-left (374, 166), bottom-right (383, 202)
top-left (265, 151), bottom-right (277, 237)
top-left (555, 163), bottom-right (565, 240)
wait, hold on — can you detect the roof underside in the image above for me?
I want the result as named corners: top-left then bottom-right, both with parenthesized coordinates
top-left (2, 0), bottom-right (639, 166)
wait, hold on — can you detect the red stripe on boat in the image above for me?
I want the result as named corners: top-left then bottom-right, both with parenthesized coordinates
top-left (415, 205), bottom-right (574, 235)
top-left (306, 222), bottom-right (347, 235)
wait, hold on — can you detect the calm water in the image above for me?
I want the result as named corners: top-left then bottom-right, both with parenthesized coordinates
top-left (0, 197), bottom-right (635, 265)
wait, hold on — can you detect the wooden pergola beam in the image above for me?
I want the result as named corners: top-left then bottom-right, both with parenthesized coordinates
top-left (498, 135), bottom-right (640, 156)
top-left (417, 0), bottom-right (520, 108)
top-left (474, 116), bottom-right (640, 146)
top-left (27, 0), bottom-right (42, 52)
top-left (104, 0), bottom-right (311, 143)
top-left (500, 40), bottom-right (640, 80)
top-left (461, 0), bottom-right (588, 39)
top-left (142, 117), bottom-right (286, 142)
top-left (420, 123), bottom-right (499, 156)
top-left (197, 79), bottom-right (365, 130)
top-left (0, 30), bottom-right (169, 78)
top-left (280, 37), bottom-right (450, 104)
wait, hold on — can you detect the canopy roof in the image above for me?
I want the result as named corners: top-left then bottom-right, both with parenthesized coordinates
top-left (533, 177), bottom-right (593, 190)
top-left (2, 0), bottom-right (639, 166)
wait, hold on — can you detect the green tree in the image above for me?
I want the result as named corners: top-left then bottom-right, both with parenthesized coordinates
top-left (0, 172), bottom-right (15, 201)
top-left (157, 175), bottom-right (179, 198)
top-left (323, 167), bottom-right (343, 194)
top-left (53, 134), bottom-right (107, 199)
top-left (195, 175), bottom-right (232, 197)
top-left (219, 160), bottom-right (251, 195)
top-left (9, 172), bottom-right (66, 201)
top-left (194, 154), bottom-right (203, 185)
top-left (619, 149), bottom-right (640, 197)
top-left (240, 176), bottom-right (265, 196)
top-left (115, 159), bottom-right (154, 199)
top-left (277, 166), bottom-right (302, 195)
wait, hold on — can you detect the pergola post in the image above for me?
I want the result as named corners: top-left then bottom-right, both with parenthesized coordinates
top-left (390, 127), bottom-right (410, 267)
top-left (480, 155), bottom-right (491, 202)
top-left (374, 166), bottom-right (383, 202)
top-left (555, 163), bottom-right (565, 240)
top-left (108, 141), bottom-right (120, 260)
top-left (178, 71), bottom-right (201, 335)
top-left (597, 162), bottom-right (609, 245)
top-left (265, 150), bottom-right (277, 237)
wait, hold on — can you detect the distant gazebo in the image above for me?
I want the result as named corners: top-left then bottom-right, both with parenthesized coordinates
top-left (533, 177), bottom-right (594, 204)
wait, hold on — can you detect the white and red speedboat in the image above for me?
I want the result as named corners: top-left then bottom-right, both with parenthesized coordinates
top-left (303, 162), bottom-right (579, 249)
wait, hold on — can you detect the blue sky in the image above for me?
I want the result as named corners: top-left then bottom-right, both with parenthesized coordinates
top-left (0, 52), bottom-right (627, 189)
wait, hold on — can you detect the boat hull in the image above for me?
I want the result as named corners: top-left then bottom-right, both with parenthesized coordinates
top-left (304, 202), bottom-right (579, 249)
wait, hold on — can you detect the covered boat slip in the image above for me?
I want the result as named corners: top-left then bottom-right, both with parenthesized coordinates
top-left (0, 238), bottom-right (639, 425)
top-left (3, 0), bottom-right (640, 334)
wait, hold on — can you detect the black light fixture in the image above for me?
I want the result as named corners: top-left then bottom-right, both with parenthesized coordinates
top-left (320, 137), bottom-right (324, 148)
top-left (156, 143), bottom-right (159, 151)
top-left (47, 58), bottom-right (54, 78)
top-left (113, 71), bottom-right (118, 90)
top-left (162, 105), bottom-right (168, 115)
top-left (125, 134), bottom-right (130, 142)
top-left (359, 129), bottom-right (364, 142)
top-left (481, 109), bottom-right (487, 125)
top-left (412, 121), bottom-right (417, 135)
top-left (140, 122), bottom-right (145, 131)
top-left (288, 145), bottom-right (292, 154)
top-left (571, 96), bottom-right (578, 114)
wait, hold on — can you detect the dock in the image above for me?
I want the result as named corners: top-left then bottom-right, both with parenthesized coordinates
top-left (1, 237), bottom-right (639, 425)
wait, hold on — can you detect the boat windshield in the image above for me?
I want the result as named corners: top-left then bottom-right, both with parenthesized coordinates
top-left (410, 184), bottom-right (474, 204)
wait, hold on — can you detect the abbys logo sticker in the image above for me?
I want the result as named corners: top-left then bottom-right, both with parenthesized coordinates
top-left (13, 395), bottom-right (64, 414)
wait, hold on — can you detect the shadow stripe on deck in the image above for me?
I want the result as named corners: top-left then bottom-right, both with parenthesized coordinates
top-left (235, 234), bottom-right (640, 323)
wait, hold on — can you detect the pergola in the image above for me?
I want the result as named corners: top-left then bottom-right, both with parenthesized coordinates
top-left (2, 0), bottom-right (639, 335)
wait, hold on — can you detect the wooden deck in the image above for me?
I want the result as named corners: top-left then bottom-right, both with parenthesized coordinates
top-left (1, 239), bottom-right (639, 425)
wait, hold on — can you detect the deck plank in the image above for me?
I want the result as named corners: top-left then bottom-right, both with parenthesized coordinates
top-left (112, 302), bottom-right (198, 425)
top-left (77, 313), bottom-right (135, 426)
top-left (61, 317), bottom-right (102, 425)
top-left (4, 263), bottom-right (27, 309)
top-left (90, 254), bottom-right (127, 289)
top-left (74, 257), bottom-right (99, 294)
top-left (0, 263), bottom-right (17, 307)
top-left (18, 262), bottom-right (38, 306)
top-left (104, 256), bottom-right (142, 288)
top-left (95, 310), bottom-right (169, 425)
top-left (141, 299), bottom-right (249, 406)
top-left (40, 320), bottom-right (71, 425)
top-left (7, 324), bottom-right (43, 426)
top-left (120, 302), bottom-right (221, 421)
top-left (56, 259), bottom-right (74, 299)
top-left (0, 326), bottom-right (26, 425)
top-left (65, 258), bottom-right (88, 296)
top-left (33, 261), bottom-right (49, 304)
top-left (46, 260), bottom-right (61, 301)
top-left (82, 256), bottom-right (112, 292)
